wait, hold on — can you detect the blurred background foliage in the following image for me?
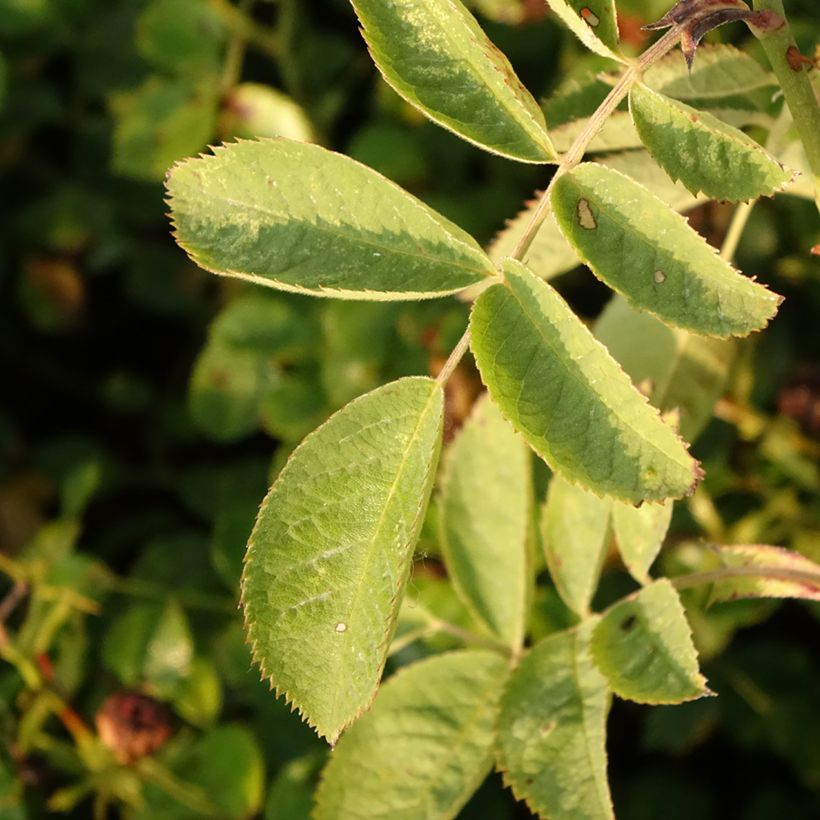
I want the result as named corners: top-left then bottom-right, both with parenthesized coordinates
top-left (0, 0), bottom-right (818, 817)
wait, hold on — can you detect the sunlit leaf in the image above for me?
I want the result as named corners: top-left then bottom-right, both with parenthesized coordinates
top-left (541, 476), bottom-right (612, 616)
top-left (551, 162), bottom-right (782, 337)
top-left (595, 296), bottom-right (733, 442)
top-left (498, 622), bottom-right (614, 820)
top-left (168, 139), bottom-right (496, 299)
top-left (612, 499), bottom-right (673, 583)
top-left (242, 378), bottom-right (444, 742)
top-left (438, 394), bottom-right (532, 649)
top-left (629, 83), bottom-right (793, 201)
top-left (350, 0), bottom-right (555, 162)
top-left (469, 259), bottom-right (700, 504)
top-left (219, 84), bottom-right (316, 142)
top-left (591, 579), bottom-right (711, 704)
top-left (314, 651), bottom-right (508, 818)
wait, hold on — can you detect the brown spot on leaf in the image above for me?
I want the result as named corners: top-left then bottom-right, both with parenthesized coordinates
top-left (96, 692), bottom-right (173, 765)
top-left (577, 198), bottom-right (597, 230)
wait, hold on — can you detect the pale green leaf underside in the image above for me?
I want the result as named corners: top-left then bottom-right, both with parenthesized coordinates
top-left (595, 296), bottom-right (733, 443)
top-left (351, 0), bottom-right (555, 163)
top-left (498, 622), bottom-right (614, 820)
top-left (706, 545), bottom-right (820, 603)
top-left (643, 45), bottom-right (776, 102)
top-left (551, 163), bottom-right (782, 338)
top-left (489, 151), bottom-right (703, 285)
top-left (314, 651), bottom-right (508, 819)
top-left (241, 377), bottom-right (443, 743)
top-left (438, 394), bottom-right (532, 649)
top-left (591, 579), bottom-right (710, 704)
top-left (469, 259), bottom-right (699, 504)
top-left (541, 476), bottom-right (612, 615)
top-left (167, 139), bottom-right (495, 299)
top-left (546, 0), bottom-right (622, 62)
top-left (629, 83), bottom-right (793, 201)
top-left (551, 111), bottom-right (639, 155)
top-left (612, 499), bottom-right (673, 583)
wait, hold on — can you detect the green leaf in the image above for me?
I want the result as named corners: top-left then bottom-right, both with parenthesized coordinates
top-left (545, 0), bottom-right (622, 62)
top-left (265, 754), bottom-right (324, 820)
top-left (644, 45), bottom-right (776, 103)
top-left (551, 111), bottom-right (640, 154)
top-left (489, 151), bottom-right (703, 284)
top-left (541, 476), bottom-right (612, 616)
top-left (219, 84), bottom-right (316, 142)
top-left (350, 0), bottom-right (555, 163)
top-left (498, 622), bottom-right (613, 820)
top-left (111, 77), bottom-right (217, 181)
top-left (242, 377), bottom-right (444, 743)
top-left (469, 259), bottom-right (700, 504)
top-left (591, 579), bottom-right (711, 704)
top-left (629, 83), bottom-right (793, 201)
top-left (551, 163), bottom-right (782, 338)
top-left (438, 393), bottom-right (532, 648)
top-left (612, 500), bottom-right (673, 583)
top-left (697, 544), bottom-right (820, 603)
top-left (314, 651), bottom-right (508, 819)
top-left (167, 139), bottom-right (496, 299)
top-left (595, 296), bottom-right (733, 442)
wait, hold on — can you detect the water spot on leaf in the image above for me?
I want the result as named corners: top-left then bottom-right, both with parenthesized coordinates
top-left (577, 198), bottom-right (597, 230)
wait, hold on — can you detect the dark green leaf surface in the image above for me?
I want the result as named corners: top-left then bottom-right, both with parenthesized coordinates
top-left (551, 163), bottom-right (783, 337)
top-left (168, 139), bottom-right (496, 299)
top-left (314, 651), bottom-right (508, 819)
top-left (498, 623), bottom-right (614, 820)
top-left (242, 377), bottom-right (443, 742)
top-left (469, 259), bottom-right (700, 504)
top-left (351, 0), bottom-right (555, 163)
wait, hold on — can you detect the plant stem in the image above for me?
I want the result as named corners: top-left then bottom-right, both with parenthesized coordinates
top-left (672, 564), bottom-right (820, 592)
top-left (210, 0), bottom-right (279, 61)
top-left (428, 617), bottom-right (513, 658)
top-left (511, 25), bottom-right (683, 261)
top-left (719, 201), bottom-right (756, 262)
top-left (751, 0), bottom-right (820, 210)
top-left (435, 327), bottom-right (472, 385)
top-left (220, 0), bottom-right (254, 95)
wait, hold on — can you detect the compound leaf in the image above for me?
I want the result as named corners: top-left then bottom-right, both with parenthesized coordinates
top-left (498, 622), bottom-right (614, 820)
top-left (545, 0), bottom-right (622, 62)
top-left (591, 579), bottom-right (711, 704)
top-left (469, 259), bottom-right (700, 504)
top-left (595, 296), bottom-right (733, 442)
top-left (314, 651), bottom-right (509, 819)
top-left (612, 499), bottom-right (673, 584)
top-left (551, 162), bottom-right (782, 338)
top-left (167, 139), bottom-right (496, 299)
top-left (629, 83), bottom-right (793, 201)
top-left (350, 0), bottom-right (555, 163)
top-left (541, 476), bottom-right (612, 616)
top-left (242, 377), bottom-right (444, 743)
top-left (697, 544), bottom-right (820, 603)
top-left (438, 394), bottom-right (532, 650)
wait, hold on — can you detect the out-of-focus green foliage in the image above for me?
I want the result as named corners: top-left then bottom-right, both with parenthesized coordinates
top-left (0, 0), bottom-right (818, 818)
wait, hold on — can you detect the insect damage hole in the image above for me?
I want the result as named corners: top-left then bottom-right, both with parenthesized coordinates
top-left (335, 622), bottom-right (347, 633)
top-left (577, 198), bottom-right (597, 230)
top-left (653, 270), bottom-right (667, 284)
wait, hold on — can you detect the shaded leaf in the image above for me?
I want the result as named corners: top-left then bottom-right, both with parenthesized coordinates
top-left (545, 0), bottom-right (622, 61)
top-left (591, 579), bottom-right (710, 704)
top-left (167, 139), bottom-right (495, 299)
top-left (612, 499), bottom-right (673, 583)
top-left (551, 111), bottom-right (640, 154)
top-left (351, 0), bottom-right (555, 163)
top-left (314, 651), bottom-right (508, 819)
top-left (629, 83), bottom-right (793, 201)
top-left (700, 544), bottom-right (820, 603)
top-left (438, 394), bottom-right (532, 649)
top-left (541, 476), bottom-right (612, 616)
top-left (595, 296), bottom-right (733, 442)
top-left (241, 378), bottom-right (444, 742)
top-left (498, 622), bottom-right (613, 820)
top-left (469, 259), bottom-right (700, 504)
top-left (219, 84), bottom-right (316, 142)
top-left (551, 162), bottom-right (782, 337)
